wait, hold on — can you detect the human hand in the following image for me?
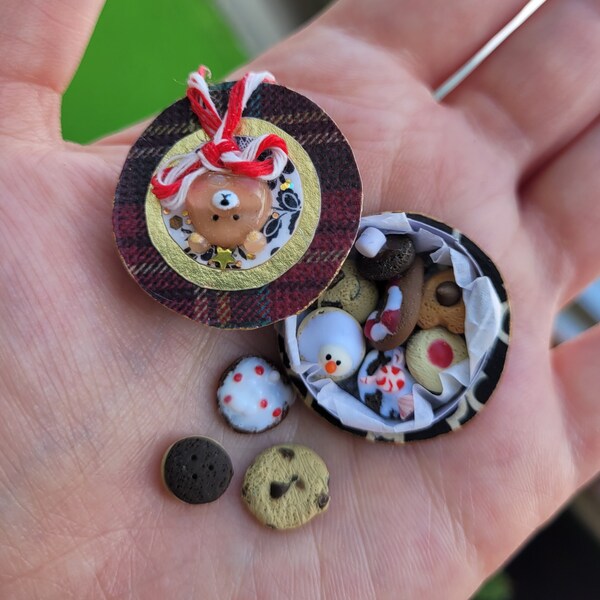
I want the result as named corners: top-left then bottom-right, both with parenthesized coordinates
top-left (1, 1), bottom-right (599, 598)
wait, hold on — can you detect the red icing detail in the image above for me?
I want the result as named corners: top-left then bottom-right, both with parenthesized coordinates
top-left (380, 309), bottom-right (400, 332)
top-left (391, 366), bottom-right (400, 375)
top-left (427, 339), bottom-right (454, 369)
top-left (376, 377), bottom-right (386, 386)
top-left (382, 366), bottom-right (388, 373)
top-left (233, 373), bottom-right (242, 382)
top-left (223, 395), bottom-right (232, 404)
top-left (396, 380), bottom-right (405, 390)
top-left (364, 319), bottom-right (375, 340)
top-left (259, 399), bottom-right (268, 408)
top-left (255, 365), bottom-right (265, 375)
top-left (272, 408), bottom-right (282, 418)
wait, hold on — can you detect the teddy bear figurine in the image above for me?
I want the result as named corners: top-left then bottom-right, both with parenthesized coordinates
top-left (185, 172), bottom-right (272, 255)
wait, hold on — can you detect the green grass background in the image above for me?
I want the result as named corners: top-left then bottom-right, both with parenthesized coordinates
top-left (62, 0), bottom-right (246, 143)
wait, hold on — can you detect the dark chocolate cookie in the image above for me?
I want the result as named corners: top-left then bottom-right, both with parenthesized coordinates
top-left (161, 436), bottom-right (233, 504)
top-left (357, 234), bottom-right (415, 281)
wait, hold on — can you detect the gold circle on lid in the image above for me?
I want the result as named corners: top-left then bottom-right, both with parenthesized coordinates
top-left (145, 118), bottom-right (321, 291)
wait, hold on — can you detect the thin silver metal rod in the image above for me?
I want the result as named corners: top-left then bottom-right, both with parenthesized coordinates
top-left (434, 0), bottom-right (547, 101)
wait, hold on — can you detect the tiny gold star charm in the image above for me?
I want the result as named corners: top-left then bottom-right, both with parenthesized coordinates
top-left (211, 247), bottom-right (236, 271)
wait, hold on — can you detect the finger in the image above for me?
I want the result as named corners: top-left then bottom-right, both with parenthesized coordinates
top-left (552, 324), bottom-right (600, 487)
top-left (446, 0), bottom-right (600, 174)
top-left (323, 0), bottom-right (529, 86)
top-left (523, 119), bottom-right (600, 303)
top-left (0, 0), bottom-right (104, 138)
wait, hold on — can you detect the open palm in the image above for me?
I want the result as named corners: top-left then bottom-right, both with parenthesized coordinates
top-left (1, 1), bottom-right (599, 598)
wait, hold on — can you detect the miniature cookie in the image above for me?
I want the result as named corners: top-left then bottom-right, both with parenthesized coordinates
top-left (317, 259), bottom-right (379, 324)
top-left (358, 348), bottom-right (415, 420)
top-left (242, 444), bottom-right (330, 529)
top-left (298, 307), bottom-right (366, 381)
top-left (357, 234), bottom-right (415, 281)
top-left (161, 436), bottom-right (233, 504)
top-left (364, 255), bottom-right (425, 350)
top-left (217, 357), bottom-right (295, 433)
top-left (418, 269), bottom-right (466, 334)
top-left (406, 327), bottom-right (468, 393)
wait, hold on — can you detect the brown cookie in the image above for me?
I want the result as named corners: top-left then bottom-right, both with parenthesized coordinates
top-left (357, 234), bottom-right (415, 281)
top-left (161, 436), bottom-right (233, 504)
top-left (364, 255), bottom-right (425, 350)
top-left (417, 269), bottom-right (466, 334)
top-left (242, 444), bottom-right (330, 530)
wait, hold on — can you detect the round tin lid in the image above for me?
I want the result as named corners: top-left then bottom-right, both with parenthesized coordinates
top-left (113, 80), bottom-right (362, 329)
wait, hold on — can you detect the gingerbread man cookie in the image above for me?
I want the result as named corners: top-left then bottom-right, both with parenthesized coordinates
top-left (185, 172), bottom-right (272, 255)
top-left (417, 269), bottom-right (466, 334)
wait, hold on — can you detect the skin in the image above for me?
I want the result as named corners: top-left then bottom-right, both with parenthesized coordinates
top-left (0, 0), bottom-right (599, 598)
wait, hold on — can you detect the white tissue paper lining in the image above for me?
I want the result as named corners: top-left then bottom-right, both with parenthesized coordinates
top-left (285, 213), bottom-right (503, 434)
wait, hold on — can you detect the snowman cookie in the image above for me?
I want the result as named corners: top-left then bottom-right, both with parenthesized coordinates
top-left (297, 307), bottom-right (366, 381)
top-left (216, 357), bottom-right (295, 433)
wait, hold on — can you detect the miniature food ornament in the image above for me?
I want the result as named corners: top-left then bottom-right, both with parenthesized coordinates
top-left (405, 327), bottom-right (469, 393)
top-left (216, 356), bottom-right (294, 433)
top-left (417, 269), bottom-right (466, 334)
top-left (297, 308), bottom-right (366, 381)
top-left (358, 348), bottom-right (415, 420)
top-left (317, 259), bottom-right (379, 324)
top-left (364, 255), bottom-right (425, 350)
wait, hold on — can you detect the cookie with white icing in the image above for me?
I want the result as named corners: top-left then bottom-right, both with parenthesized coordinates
top-left (357, 348), bottom-right (415, 420)
top-left (217, 357), bottom-right (295, 433)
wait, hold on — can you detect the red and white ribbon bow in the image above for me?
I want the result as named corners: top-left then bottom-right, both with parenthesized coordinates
top-left (151, 66), bottom-right (289, 211)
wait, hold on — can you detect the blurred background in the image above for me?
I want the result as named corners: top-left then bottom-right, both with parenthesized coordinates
top-left (62, 1), bottom-right (600, 597)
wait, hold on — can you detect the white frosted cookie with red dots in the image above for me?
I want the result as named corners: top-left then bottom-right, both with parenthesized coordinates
top-left (406, 327), bottom-right (468, 394)
top-left (217, 357), bottom-right (295, 433)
